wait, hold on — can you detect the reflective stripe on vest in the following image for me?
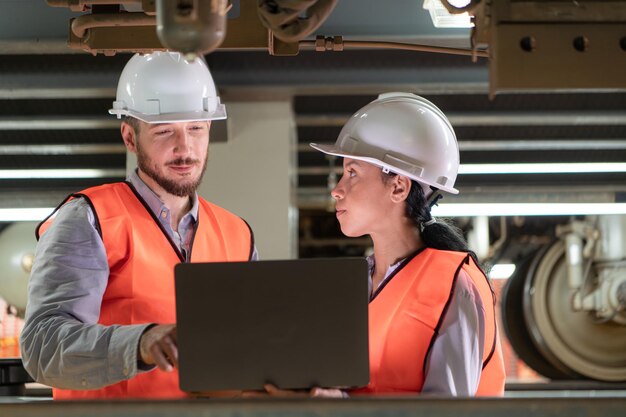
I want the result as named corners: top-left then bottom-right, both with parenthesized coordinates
top-left (353, 248), bottom-right (505, 396)
top-left (38, 182), bottom-right (253, 399)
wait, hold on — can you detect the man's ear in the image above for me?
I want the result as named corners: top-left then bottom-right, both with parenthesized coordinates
top-left (121, 122), bottom-right (137, 153)
top-left (390, 175), bottom-right (412, 203)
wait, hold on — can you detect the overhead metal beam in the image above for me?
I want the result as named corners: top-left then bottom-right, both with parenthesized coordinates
top-left (457, 139), bottom-right (626, 151)
top-left (296, 112), bottom-right (626, 127)
top-left (0, 83), bottom-right (492, 100)
top-left (0, 169), bottom-right (126, 179)
top-left (0, 88), bottom-right (116, 100)
top-left (0, 50), bottom-right (489, 99)
top-left (298, 186), bottom-right (626, 210)
top-left (3, 112), bottom-right (624, 131)
top-left (298, 163), bottom-right (626, 176)
top-left (0, 144), bottom-right (125, 155)
top-left (0, 117), bottom-right (120, 130)
top-left (297, 140), bottom-right (626, 152)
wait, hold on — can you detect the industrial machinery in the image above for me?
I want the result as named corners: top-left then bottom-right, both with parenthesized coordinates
top-left (43, 0), bottom-right (626, 95)
top-left (501, 215), bottom-right (626, 381)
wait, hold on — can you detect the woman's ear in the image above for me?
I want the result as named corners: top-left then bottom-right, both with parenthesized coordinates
top-left (390, 175), bottom-right (412, 203)
top-left (121, 122), bottom-right (137, 153)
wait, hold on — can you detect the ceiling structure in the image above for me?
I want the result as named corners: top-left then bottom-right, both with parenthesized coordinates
top-left (1, 0), bottom-right (625, 255)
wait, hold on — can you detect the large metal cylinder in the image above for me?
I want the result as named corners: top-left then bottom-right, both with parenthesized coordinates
top-left (156, 0), bottom-right (228, 56)
top-left (0, 222), bottom-right (38, 313)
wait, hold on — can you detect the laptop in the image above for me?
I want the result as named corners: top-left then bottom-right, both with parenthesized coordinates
top-left (174, 258), bottom-right (370, 393)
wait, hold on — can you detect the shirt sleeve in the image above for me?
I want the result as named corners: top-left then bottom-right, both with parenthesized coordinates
top-left (421, 268), bottom-right (485, 396)
top-left (250, 245), bottom-right (259, 261)
top-left (20, 198), bottom-right (153, 390)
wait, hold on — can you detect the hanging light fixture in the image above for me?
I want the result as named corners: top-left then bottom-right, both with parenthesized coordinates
top-left (422, 0), bottom-right (474, 28)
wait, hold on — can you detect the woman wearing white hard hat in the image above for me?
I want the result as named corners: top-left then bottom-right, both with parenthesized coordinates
top-left (312, 92), bottom-right (506, 396)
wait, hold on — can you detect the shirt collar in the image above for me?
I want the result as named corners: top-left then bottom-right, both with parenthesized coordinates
top-left (366, 254), bottom-right (406, 278)
top-left (366, 253), bottom-right (408, 297)
top-left (127, 169), bottom-right (199, 223)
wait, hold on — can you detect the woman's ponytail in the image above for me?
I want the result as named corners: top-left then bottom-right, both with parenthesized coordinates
top-left (405, 180), bottom-right (470, 251)
top-left (384, 172), bottom-right (477, 261)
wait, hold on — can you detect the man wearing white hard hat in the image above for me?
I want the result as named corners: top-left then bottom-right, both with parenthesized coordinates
top-left (314, 93), bottom-right (505, 396)
top-left (21, 52), bottom-right (256, 399)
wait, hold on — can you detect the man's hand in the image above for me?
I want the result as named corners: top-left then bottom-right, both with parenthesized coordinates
top-left (138, 324), bottom-right (178, 372)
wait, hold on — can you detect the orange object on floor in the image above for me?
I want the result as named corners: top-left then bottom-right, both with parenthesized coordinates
top-left (0, 297), bottom-right (24, 359)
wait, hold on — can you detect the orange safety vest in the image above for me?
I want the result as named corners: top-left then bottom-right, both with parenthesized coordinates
top-left (353, 248), bottom-right (505, 396)
top-left (37, 182), bottom-right (253, 399)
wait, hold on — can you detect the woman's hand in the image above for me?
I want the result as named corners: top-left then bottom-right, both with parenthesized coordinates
top-left (242, 383), bottom-right (345, 398)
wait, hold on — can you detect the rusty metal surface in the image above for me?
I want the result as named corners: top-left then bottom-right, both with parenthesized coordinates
top-left (490, 23), bottom-right (626, 94)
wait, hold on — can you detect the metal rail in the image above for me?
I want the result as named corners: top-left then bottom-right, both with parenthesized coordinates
top-left (1, 396), bottom-right (626, 416)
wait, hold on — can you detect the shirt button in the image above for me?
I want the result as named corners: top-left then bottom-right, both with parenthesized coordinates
top-left (160, 211), bottom-right (167, 219)
top-left (81, 378), bottom-right (88, 387)
top-left (123, 367), bottom-right (129, 376)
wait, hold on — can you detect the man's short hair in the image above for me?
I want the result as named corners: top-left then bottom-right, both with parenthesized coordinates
top-left (123, 116), bottom-right (142, 135)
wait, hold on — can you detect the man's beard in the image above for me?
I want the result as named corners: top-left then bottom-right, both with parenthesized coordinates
top-left (136, 145), bottom-right (208, 197)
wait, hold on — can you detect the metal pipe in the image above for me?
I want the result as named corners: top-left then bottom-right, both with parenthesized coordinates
top-left (80, 0), bottom-right (140, 3)
top-left (299, 39), bottom-right (489, 58)
top-left (565, 232), bottom-right (584, 291)
top-left (47, 0), bottom-right (140, 7)
top-left (71, 12), bottom-right (155, 39)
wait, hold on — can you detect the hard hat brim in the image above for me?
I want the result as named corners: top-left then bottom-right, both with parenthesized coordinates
top-left (309, 142), bottom-right (459, 195)
top-left (108, 105), bottom-right (227, 124)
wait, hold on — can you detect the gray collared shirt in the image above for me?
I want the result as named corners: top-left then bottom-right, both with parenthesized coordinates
top-left (20, 171), bottom-right (257, 390)
top-left (366, 253), bottom-right (485, 396)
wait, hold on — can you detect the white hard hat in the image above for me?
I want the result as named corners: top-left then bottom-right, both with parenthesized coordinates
top-left (310, 92), bottom-right (460, 194)
top-left (109, 51), bottom-right (226, 123)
